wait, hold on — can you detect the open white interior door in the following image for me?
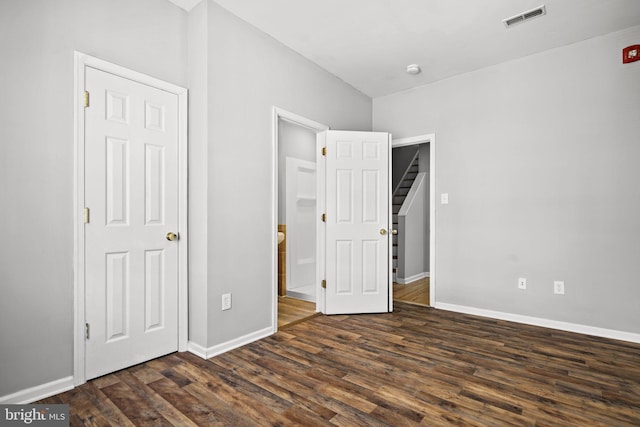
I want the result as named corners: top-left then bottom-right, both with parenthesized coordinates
top-left (321, 130), bottom-right (392, 314)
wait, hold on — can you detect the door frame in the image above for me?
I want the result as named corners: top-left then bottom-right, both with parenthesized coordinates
top-left (271, 107), bottom-right (328, 331)
top-left (73, 52), bottom-right (188, 386)
top-left (392, 134), bottom-right (436, 306)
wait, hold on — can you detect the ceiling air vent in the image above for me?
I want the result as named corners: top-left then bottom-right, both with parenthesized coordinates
top-left (503, 5), bottom-right (546, 28)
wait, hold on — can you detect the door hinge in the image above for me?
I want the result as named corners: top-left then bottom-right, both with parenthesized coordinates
top-left (321, 280), bottom-right (326, 289)
top-left (321, 213), bottom-right (326, 222)
top-left (322, 146), bottom-right (327, 156)
top-left (84, 207), bottom-right (90, 224)
top-left (84, 90), bottom-right (90, 108)
top-left (85, 322), bottom-right (90, 340)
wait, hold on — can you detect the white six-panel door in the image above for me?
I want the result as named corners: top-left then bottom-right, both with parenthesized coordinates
top-left (84, 67), bottom-right (179, 380)
top-left (323, 130), bottom-right (391, 314)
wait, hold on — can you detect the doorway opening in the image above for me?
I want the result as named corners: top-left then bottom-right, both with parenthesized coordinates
top-left (391, 135), bottom-right (436, 307)
top-left (280, 126), bottom-right (317, 303)
top-left (271, 115), bottom-right (432, 324)
top-left (272, 108), bottom-right (328, 330)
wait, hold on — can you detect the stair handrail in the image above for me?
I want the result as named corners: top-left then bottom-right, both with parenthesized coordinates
top-left (393, 150), bottom-right (420, 196)
top-left (398, 173), bottom-right (426, 217)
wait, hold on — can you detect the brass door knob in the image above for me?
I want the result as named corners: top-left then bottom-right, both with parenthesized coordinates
top-left (380, 229), bottom-right (387, 235)
top-left (166, 232), bottom-right (178, 241)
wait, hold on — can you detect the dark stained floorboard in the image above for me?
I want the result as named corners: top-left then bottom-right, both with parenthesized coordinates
top-left (38, 302), bottom-right (640, 426)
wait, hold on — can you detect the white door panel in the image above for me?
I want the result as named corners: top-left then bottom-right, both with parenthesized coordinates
top-left (324, 130), bottom-right (391, 314)
top-left (85, 67), bottom-right (179, 380)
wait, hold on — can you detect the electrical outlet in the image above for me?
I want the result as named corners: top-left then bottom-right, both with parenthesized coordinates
top-left (518, 277), bottom-right (527, 290)
top-left (221, 293), bottom-right (232, 310)
top-left (441, 193), bottom-right (449, 204)
top-left (553, 281), bottom-right (565, 295)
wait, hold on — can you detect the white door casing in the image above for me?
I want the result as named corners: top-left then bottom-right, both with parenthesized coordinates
top-left (271, 108), bottom-right (329, 329)
top-left (74, 53), bottom-right (188, 384)
top-left (286, 157), bottom-right (317, 300)
top-left (322, 130), bottom-right (392, 314)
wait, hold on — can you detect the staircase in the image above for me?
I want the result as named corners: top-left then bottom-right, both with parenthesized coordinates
top-left (392, 153), bottom-right (420, 278)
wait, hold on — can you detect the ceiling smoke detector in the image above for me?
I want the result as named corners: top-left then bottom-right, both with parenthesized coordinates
top-left (503, 5), bottom-right (547, 28)
top-left (406, 64), bottom-right (421, 75)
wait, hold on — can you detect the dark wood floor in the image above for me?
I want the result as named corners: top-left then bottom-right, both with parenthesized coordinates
top-left (39, 303), bottom-right (640, 426)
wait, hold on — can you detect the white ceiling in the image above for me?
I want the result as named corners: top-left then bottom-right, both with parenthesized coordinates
top-left (168, 0), bottom-right (640, 98)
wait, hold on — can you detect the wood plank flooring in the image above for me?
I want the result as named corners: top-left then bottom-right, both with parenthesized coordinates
top-left (278, 296), bottom-right (319, 329)
top-left (394, 277), bottom-right (430, 306)
top-left (39, 302), bottom-right (640, 426)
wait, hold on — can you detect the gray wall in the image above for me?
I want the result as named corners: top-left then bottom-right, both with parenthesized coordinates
top-left (190, 1), bottom-right (372, 349)
top-left (0, 0), bottom-right (187, 397)
top-left (374, 25), bottom-right (640, 333)
top-left (187, 0), bottom-right (209, 348)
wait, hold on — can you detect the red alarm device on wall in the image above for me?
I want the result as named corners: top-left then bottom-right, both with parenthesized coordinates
top-left (622, 45), bottom-right (640, 64)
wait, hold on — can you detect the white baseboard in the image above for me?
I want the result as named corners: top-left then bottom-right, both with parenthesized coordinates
top-left (0, 376), bottom-right (74, 404)
top-left (1, 325), bottom-right (276, 403)
top-left (286, 289), bottom-right (315, 303)
top-left (186, 341), bottom-right (209, 359)
top-left (396, 272), bottom-right (429, 285)
top-left (188, 326), bottom-right (274, 360)
top-left (435, 303), bottom-right (640, 344)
